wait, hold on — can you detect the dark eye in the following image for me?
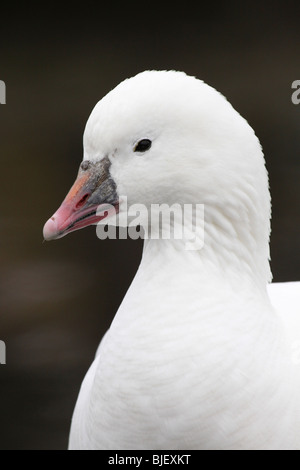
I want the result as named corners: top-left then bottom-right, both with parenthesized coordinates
top-left (134, 139), bottom-right (152, 152)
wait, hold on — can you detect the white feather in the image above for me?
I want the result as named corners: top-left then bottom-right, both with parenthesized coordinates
top-left (68, 71), bottom-right (300, 450)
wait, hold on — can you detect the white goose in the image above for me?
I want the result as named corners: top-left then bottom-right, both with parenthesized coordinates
top-left (43, 71), bottom-right (300, 450)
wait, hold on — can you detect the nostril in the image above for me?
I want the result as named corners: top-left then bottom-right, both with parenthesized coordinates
top-left (76, 193), bottom-right (90, 209)
top-left (81, 160), bottom-right (91, 171)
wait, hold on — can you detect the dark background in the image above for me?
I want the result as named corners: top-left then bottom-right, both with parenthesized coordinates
top-left (0, 2), bottom-right (299, 449)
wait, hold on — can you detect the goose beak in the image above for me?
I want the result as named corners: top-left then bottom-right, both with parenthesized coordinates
top-left (43, 157), bottom-right (118, 241)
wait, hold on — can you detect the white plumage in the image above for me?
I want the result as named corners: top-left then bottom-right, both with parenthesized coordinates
top-left (44, 71), bottom-right (300, 450)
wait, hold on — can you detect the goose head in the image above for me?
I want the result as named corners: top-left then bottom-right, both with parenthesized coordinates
top-left (43, 70), bottom-right (271, 285)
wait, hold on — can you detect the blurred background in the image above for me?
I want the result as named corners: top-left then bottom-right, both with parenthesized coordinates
top-left (0, 2), bottom-right (299, 449)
